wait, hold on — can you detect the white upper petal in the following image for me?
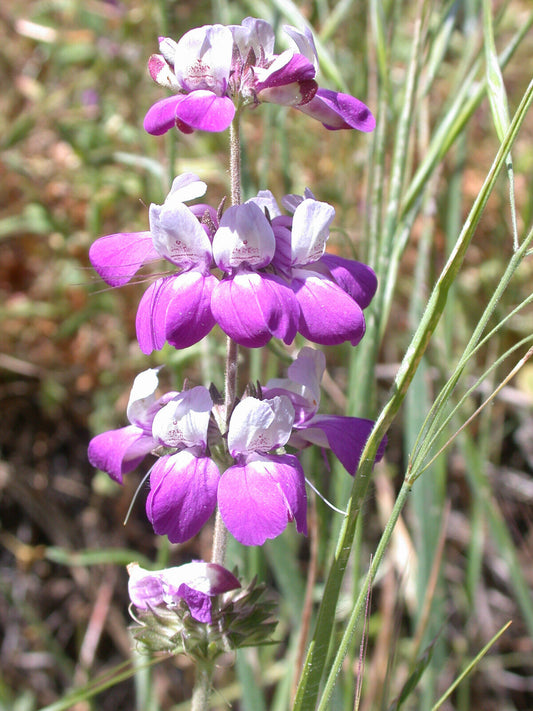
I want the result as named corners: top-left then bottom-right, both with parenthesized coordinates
top-left (281, 187), bottom-right (316, 213)
top-left (287, 347), bottom-right (325, 407)
top-left (168, 172), bottom-right (207, 203)
top-left (266, 347), bottom-right (324, 412)
top-left (283, 25), bottom-right (318, 69)
top-left (173, 24), bottom-right (233, 95)
top-left (290, 198), bottom-right (335, 266)
top-left (126, 368), bottom-right (162, 428)
top-left (213, 202), bottom-right (275, 270)
top-left (152, 386), bottom-right (213, 449)
top-left (149, 199), bottom-right (211, 267)
top-left (228, 396), bottom-right (295, 455)
top-left (247, 190), bottom-right (282, 218)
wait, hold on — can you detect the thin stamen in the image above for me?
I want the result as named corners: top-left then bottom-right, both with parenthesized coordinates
top-left (305, 477), bottom-right (347, 516)
top-left (124, 465), bottom-right (154, 526)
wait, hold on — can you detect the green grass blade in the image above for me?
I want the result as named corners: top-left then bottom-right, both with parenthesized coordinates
top-left (293, 72), bottom-right (533, 711)
top-left (430, 621), bottom-right (512, 710)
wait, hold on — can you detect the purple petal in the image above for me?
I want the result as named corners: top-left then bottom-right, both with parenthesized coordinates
top-left (295, 415), bottom-right (386, 475)
top-left (176, 584), bottom-right (213, 622)
top-left (164, 272), bottom-right (217, 349)
top-left (136, 276), bottom-right (176, 354)
top-left (89, 232), bottom-right (157, 287)
top-left (296, 88), bottom-right (375, 132)
top-left (255, 52), bottom-right (315, 91)
top-left (292, 272), bottom-right (366, 346)
top-left (218, 454), bottom-right (307, 546)
top-left (146, 451), bottom-right (219, 543)
top-left (211, 271), bottom-right (299, 348)
top-left (175, 91), bottom-right (235, 132)
top-left (128, 565), bottom-right (166, 607)
top-left (88, 426), bottom-right (155, 484)
top-left (319, 255), bottom-right (377, 308)
top-left (144, 96), bottom-right (184, 135)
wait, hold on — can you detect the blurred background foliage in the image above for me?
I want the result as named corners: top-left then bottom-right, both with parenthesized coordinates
top-left (0, 0), bottom-right (532, 709)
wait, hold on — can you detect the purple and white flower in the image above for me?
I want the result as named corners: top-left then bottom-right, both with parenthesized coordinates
top-left (89, 176), bottom-right (377, 352)
top-left (218, 395), bottom-right (307, 546)
top-left (89, 172), bottom-right (219, 352)
top-left (87, 367), bottom-right (175, 483)
top-left (263, 347), bottom-right (386, 474)
top-left (146, 386), bottom-right (221, 543)
top-left (210, 201), bottom-right (300, 347)
top-left (128, 561), bottom-right (240, 623)
top-left (144, 17), bottom-right (374, 135)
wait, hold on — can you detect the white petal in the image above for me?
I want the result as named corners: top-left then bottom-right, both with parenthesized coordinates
top-left (173, 24), bottom-right (233, 95)
top-left (247, 190), bottom-right (281, 218)
top-left (168, 172), bottom-right (207, 203)
top-left (152, 386), bottom-right (213, 448)
top-left (290, 198), bottom-right (335, 266)
top-left (149, 200), bottom-right (211, 267)
top-left (283, 25), bottom-right (318, 69)
top-left (228, 396), bottom-right (295, 455)
top-left (126, 368), bottom-right (162, 427)
top-left (213, 202), bottom-right (275, 270)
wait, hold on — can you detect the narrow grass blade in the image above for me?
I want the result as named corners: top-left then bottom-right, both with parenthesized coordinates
top-left (430, 621), bottom-right (512, 710)
top-left (293, 72), bottom-right (533, 711)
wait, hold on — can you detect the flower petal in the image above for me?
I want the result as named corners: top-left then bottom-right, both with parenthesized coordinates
top-left (167, 172), bottom-right (208, 203)
top-left (126, 367), bottom-right (162, 428)
top-left (213, 202), bottom-right (275, 270)
top-left (292, 271), bottom-right (366, 346)
top-left (211, 271), bottom-right (299, 348)
top-left (89, 232), bottom-right (157, 287)
top-left (320, 254), bottom-right (378, 309)
top-left (176, 584), bottom-right (213, 622)
top-left (297, 88), bottom-right (375, 132)
top-left (227, 396), bottom-right (295, 456)
top-left (254, 51), bottom-right (315, 92)
top-left (88, 426), bottom-right (155, 484)
top-left (144, 95), bottom-right (184, 135)
top-left (230, 17), bottom-right (275, 59)
top-left (127, 561), bottom-right (239, 622)
top-left (152, 386), bottom-right (213, 449)
top-left (218, 454), bottom-right (307, 545)
top-left (147, 451), bottom-right (219, 543)
top-left (293, 415), bottom-right (386, 475)
top-left (149, 199), bottom-right (212, 268)
top-left (173, 25), bottom-right (233, 94)
top-left (283, 25), bottom-right (319, 70)
top-left (136, 276), bottom-right (175, 354)
top-left (164, 272), bottom-right (217, 349)
top-left (290, 198), bottom-right (335, 266)
top-left (175, 91), bottom-right (235, 132)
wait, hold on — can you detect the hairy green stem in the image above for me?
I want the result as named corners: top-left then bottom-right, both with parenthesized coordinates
top-left (193, 115), bottom-right (243, 711)
top-left (190, 667), bottom-right (212, 711)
